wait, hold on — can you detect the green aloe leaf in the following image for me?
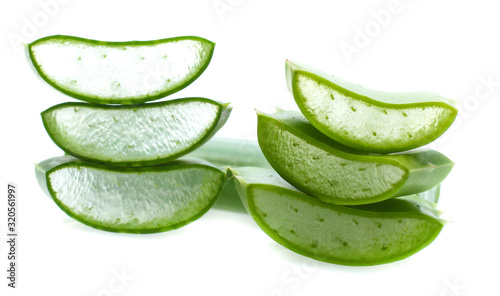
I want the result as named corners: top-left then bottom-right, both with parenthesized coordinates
top-left (35, 156), bottom-right (225, 233)
top-left (41, 98), bottom-right (231, 166)
top-left (286, 60), bottom-right (457, 153)
top-left (27, 35), bottom-right (215, 104)
top-left (231, 166), bottom-right (444, 266)
top-left (257, 110), bottom-right (454, 205)
top-left (186, 137), bottom-right (272, 169)
top-left (184, 137), bottom-right (272, 213)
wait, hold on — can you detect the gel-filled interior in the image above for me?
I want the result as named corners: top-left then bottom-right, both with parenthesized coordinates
top-left (295, 73), bottom-right (455, 149)
top-left (31, 37), bottom-right (213, 102)
top-left (258, 117), bottom-right (406, 202)
top-left (250, 186), bottom-right (441, 264)
top-left (43, 100), bottom-right (220, 163)
top-left (48, 165), bottom-right (222, 231)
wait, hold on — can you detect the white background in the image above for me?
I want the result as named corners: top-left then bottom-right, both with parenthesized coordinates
top-left (1, 0), bottom-right (499, 295)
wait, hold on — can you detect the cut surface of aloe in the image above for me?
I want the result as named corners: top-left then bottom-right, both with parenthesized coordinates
top-left (35, 156), bottom-right (225, 233)
top-left (286, 61), bottom-right (457, 153)
top-left (28, 35), bottom-right (215, 104)
top-left (231, 167), bottom-right (443, 266)
top-left (257, 111), bottom-right (454, 205)
top-left (42, 98), bottom-right (231, 166)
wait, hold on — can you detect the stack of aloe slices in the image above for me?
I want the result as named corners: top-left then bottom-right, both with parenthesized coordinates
top-left (29, 36), bottom-right (457, 266)
top-left (210, 60), bottom-right (456, 266)
top-left (30, 35), bottom-right (231, 233)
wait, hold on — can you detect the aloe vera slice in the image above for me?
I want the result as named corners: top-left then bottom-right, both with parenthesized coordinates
top-left (35, 156), bottom-right (225, 233)
top-left (41, 98), bottom-right (231, 166)
top-left (231, 167), bottom-right (443, 266)
top-left (27, 35), bottom-right (215, 104)
top-left (257, 111), bottom-right (454, 205)
top-left (286, 61), bottom-right (458, 153)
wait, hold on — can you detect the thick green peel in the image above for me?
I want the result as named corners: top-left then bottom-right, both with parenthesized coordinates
top-left (257, 111), bottom-right (454, 205)
top-left (231, 166), bottom-right (444, 266)
top-left (286, 60), bottom-right (457, 153)
top-left (28, 35), bottom-right (215, 104)
top-left (41, 98), bottom-right (231, 166)
top-left (35, 156), bottom-right (225, 233)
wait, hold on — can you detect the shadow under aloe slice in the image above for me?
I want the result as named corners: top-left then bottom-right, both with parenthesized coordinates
top-left (35, 156), bottom-right (225, 233)
top-left (231, 166), bottom-right (444, 266)
top-left (27, 35), bottom-right (215, 104)
top-left (41, 98), bottom-right (231, 166)
top-left (257, 111), bottom-right (454, 205)
top-left (286, 60), bottom-right (457, 153)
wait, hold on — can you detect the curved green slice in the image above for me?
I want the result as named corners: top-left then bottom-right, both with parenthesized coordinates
top-left (286, 61), bottom-right (458, 153)
top-left (41, 98), bottom-right (231, 166)
top-left (257, 110), bottom-right (454, 205)
top-left (231, 166), bottom-right (444, 266)
top-left (28, 35), bottom-right (215, 104)
top-left (35, 156), bottom-right (225, 233)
